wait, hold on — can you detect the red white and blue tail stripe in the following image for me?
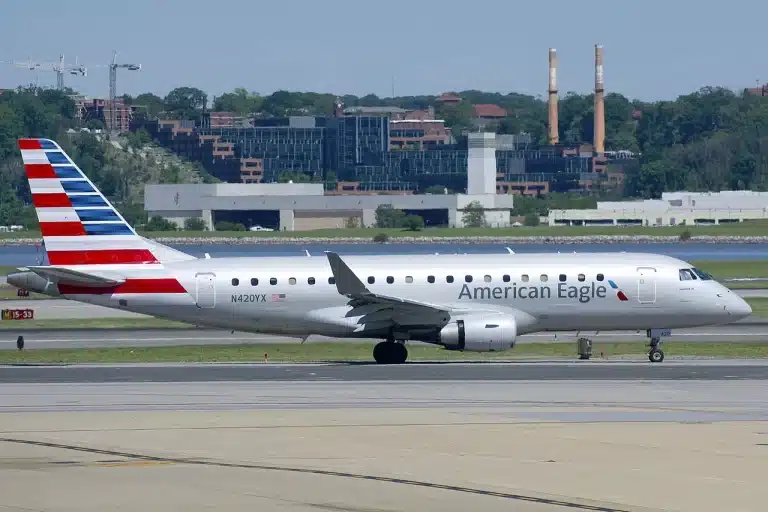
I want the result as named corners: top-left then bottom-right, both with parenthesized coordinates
top-left (19, 138), bottom-right (163, 266)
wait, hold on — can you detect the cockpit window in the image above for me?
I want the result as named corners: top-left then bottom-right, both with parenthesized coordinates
top-left (679, 269), bottom-right (697, 281)
top-left (691, 268), bottom-right (714, 280)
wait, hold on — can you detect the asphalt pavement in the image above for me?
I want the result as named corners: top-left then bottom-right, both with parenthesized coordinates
top-left (4, 359), bottom-right (768, 383)
top-left (2, 320), bottom-right (768, 350)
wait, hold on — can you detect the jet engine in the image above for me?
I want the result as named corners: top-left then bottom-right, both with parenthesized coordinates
top-left (438, 315), bottom-right (517, 352)
top-left (6, 271), bottom-right (60, 297)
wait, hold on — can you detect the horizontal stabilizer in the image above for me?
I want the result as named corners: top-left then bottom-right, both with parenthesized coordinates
top-left (26, 266), bottom-right (126, 287)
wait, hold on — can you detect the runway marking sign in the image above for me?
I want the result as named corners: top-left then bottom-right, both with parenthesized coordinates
top-left (1, 309), bottom-right (34, 321)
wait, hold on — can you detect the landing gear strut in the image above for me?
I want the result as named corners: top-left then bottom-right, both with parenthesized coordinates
top-left (648, 337), bottom-right (664, 363)
top-left (373, 341), bottom-right (408, 364)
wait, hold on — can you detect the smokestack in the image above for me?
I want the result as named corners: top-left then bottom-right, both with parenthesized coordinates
top-left (548, 48), bottom-right (559, 145)
top-left (593, 44), bottom-right (605, 155)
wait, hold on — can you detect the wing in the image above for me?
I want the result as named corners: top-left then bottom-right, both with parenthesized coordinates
top-left (325, 251), bottom-right (455, 327)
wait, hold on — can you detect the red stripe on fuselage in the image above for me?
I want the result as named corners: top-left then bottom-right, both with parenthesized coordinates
top-left (18, 139), bottom-right (42, 150)
top-left (32, 193), bottom-right (72, 208)
top-left (39, 221), bottom-right (86, 237)
top-left (59, 278), bottom-right (187, 295)
top-left (47, 249), bottom-right (159, 266)
top-left (25, 163), bottom-right (57, 179)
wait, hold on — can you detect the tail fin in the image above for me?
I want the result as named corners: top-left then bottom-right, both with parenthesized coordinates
top-left (17, 138), bottom-right (195, 266)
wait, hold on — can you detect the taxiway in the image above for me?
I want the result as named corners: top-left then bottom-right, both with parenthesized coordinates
top-left (3, 321), bottom-right (768, 350)
top-left (1, 367), bottom-right (768, 511)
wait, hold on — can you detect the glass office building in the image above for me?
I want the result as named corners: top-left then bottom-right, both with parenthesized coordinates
top-left (202, 118), bottom-right (327, 182)
top-left (137, 114), bottom-right (613, 193)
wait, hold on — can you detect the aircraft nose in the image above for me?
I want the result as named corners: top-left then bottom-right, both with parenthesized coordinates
top-left (729, 296), bottom-right (752, 319)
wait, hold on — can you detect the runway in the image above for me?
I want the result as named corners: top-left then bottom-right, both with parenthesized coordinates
top-left (4, 359), bottom-right (768, 384)
top-left (2, 375), bottom-right (768, 511)
top-left (3, 320), bottom-right (768, 350)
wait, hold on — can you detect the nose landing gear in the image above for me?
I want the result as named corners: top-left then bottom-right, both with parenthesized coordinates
top-left (648, 337), bottom-right (664, 363)
top-left (646, 329), bottom-right (670, 363)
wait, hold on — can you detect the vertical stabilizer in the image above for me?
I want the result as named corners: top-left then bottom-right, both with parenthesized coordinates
top-left (17, 138), bottom-right (195, 266)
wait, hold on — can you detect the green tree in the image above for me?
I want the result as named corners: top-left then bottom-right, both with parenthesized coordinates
top-left (213, 88), bottom-right (263, 114)
top-left (462, 201), bottom-right (486, 227)
top-left (402, 214), bottom-right (424, 231)
top-left (145, 216), bottom-right (177, 231)
top-left (523, 212), bottom-right (540, 226)
top-left (164, 87), bottom-right (207, 120)
top-left (375, 204), bottom-right (406, 228)
top-left (184, 217), bottom-right (207, 231)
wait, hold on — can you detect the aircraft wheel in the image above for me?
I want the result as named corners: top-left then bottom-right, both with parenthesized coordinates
top-left (373, 342), bottom-right (387, 364)
top-left (649, 348), bottom-right (664, 363)
top-left (393, 343), bottom-right (408, 364)
top-left (372, 342), bottom-right (408, 364)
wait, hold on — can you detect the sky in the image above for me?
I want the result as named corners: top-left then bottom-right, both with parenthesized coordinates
top-left (1, 0), bottom-right (766, 103)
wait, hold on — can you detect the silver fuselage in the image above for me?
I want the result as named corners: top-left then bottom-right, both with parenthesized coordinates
top-left (41, 252), bottom-right (751, 342)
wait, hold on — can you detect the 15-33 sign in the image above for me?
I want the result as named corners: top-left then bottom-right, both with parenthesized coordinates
top-left (1, 309), bottom-right (34, 321)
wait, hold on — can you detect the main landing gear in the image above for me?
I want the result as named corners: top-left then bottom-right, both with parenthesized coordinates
top-left (648, 337), bottom-right (664, 363)
top-left (372, 341), bottom-right (408, 364)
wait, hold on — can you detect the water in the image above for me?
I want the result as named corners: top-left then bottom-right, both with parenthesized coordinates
top-left (2, 242), bottom-right (766, 267)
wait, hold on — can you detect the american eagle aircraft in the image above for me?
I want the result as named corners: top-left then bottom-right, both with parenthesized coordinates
top-left (7, 138), bottom-right (753, 364)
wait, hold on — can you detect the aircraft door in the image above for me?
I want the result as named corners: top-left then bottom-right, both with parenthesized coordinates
top-left (636, 267), bottom-right (657, 304)
top-left (195, 273), bottom-right (216, 308)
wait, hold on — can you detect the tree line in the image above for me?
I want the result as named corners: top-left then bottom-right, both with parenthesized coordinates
top-left (0, 83), bottom-right (766, 227)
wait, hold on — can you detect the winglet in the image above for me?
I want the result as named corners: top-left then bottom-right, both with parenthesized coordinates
top-left (325, 251), bottom-right (368, 296)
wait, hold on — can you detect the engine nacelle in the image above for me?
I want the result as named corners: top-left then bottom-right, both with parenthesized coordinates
top-left (5, 271), bottom-right (60, 297)
top-left (438, 315), bottom-right (517, 352)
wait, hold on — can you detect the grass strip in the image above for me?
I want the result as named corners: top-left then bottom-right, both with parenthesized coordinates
top-left (3, 342), bottom-right (768, 364)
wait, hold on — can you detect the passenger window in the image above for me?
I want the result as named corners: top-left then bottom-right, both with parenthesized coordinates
top-left (368, 276), bottom-right (375, 284)
top-left (521, 274), bottom-right (529, 282)
top-left (232, 278), bottom-right (239, 286)
top-left (578, 274), bottom-right (585, 282)
top-left (427, 275), bottom-right (435, 283)
top-left (251, 278), bottom-right (258, 286)
top-left (503, 275), bottom-right (510, 282)
top-left (328, 277), bottom-right (335, 285)
top-left (270, 278), bottom-right (277, 285)
top-left (446, 275), bottom-right (454, 283)
top-left (289, 277), bottom-right (296, 285)
top-left (465, 275), bottom-right (473, 283)
top-left (540, 274), bottom-right (548, 282)
top-left (405, 276), bottom-right (413, 283)
top-left (596, 274), bottom-right (604, 281)
top-left (483, 275), bottom-right (491, 283)
top-left (308, 277), bottom-right (315, 285)
top-left (559, 274), bottom-right (566, 282)
top-left (387, 276), bottom-right (394, 284)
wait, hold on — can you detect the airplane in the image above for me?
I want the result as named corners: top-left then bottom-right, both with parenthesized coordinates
top-left (6, 138), bottom-right (753, 364)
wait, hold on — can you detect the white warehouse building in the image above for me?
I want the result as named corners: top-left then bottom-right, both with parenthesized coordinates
top-left (145, 132), bottom-right (515, 231)
top-left (548, 191), bottom-right (768, 227)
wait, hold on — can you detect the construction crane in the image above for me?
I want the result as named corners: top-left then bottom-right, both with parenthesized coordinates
top-left (1, 54), bottom-right (87, 90)
top-left (107, 51), bottom-right (141, 133)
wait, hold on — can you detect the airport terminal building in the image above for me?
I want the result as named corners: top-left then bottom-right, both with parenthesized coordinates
top-left (548, 191), bottom-right (768, 226)
top-left (145, 133), bottom-right (516, 230)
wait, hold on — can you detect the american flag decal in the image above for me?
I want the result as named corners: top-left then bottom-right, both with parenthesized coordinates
top-left (272, 293), bottom-right (286, 302)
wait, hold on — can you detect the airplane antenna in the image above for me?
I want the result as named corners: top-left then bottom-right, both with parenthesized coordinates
top-left (505, 247), bottom-right (515, 254)
top-left (305, 249), bottom-right (311, 257)
top-left (204, 253), bottom-right (211, 259)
